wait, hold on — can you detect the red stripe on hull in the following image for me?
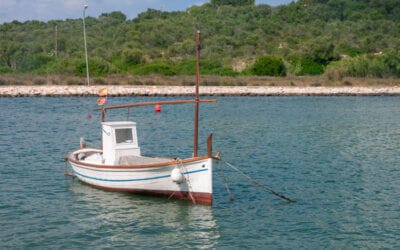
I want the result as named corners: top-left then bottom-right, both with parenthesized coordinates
top-left (82, 182), bottom-right (212, 206)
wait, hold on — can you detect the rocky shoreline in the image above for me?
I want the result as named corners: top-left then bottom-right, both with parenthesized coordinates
top-left (2, 85), bottom-right (400, 97)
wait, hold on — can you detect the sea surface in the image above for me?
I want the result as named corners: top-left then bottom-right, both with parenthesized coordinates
top-left (1, 96), bottom-right (399, 249)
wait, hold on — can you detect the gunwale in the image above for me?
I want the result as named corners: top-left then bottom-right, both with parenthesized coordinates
top-left (67, 148), bottom-right (211, 169)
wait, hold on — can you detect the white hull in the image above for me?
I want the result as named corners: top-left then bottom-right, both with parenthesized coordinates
top-left (68, 149), bottom-right (213, 205)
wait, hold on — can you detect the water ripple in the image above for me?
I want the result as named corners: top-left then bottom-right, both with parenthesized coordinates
top-left (1, 96), bottom-right (399, 248)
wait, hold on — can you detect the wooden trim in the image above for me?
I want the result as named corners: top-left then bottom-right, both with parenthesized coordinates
top-left (207, 133), bottom-right (213, 158)
top-left (94, 99), bottom-right (216, 111)
top-left (67, 149), bottom-right (211, 169)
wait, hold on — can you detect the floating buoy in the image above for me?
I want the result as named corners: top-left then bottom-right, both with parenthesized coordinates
top-left (171, 168), bottom-right (184, 183)
top-left (154, 104), bottom-right (162, 112)
top-left (87, 114), bottom-right (92, 119)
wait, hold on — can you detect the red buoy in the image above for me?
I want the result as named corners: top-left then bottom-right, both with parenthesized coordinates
top-left (154, 104), bottom-right (162, 112)
top-left (87, 114), bottom-right (92, 119)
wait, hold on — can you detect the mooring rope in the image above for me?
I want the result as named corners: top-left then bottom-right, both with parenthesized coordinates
top-left (223, 161), bottom-right (295, 203)
top-left (218, 161), bottom-right (234, 202)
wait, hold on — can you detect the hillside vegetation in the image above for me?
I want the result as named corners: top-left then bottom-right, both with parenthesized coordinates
top-left (1, 0), bottom-right (400, 81)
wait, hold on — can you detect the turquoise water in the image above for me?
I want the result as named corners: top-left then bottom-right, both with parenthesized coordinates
top-left (1, 96), bottom-right (399, 248)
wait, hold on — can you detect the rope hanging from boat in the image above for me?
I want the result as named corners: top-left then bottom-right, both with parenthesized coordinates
top-left (217, 161), bottom-right (234, 202)
top-left (223, 161), bottom-right (296, 203)
top-left (179, 158), bottom-right (196, 204)
top-left (168, 158), bottom-right (197, 204)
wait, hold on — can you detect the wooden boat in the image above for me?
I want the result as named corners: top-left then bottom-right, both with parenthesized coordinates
top-left (66, 32), bottom-right (219, 205)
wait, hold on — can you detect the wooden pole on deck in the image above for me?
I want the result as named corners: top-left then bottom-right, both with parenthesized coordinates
top-left (194, 31), bottom-right (200, 157)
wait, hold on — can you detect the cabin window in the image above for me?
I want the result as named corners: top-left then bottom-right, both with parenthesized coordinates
top-left (115, 128), bottom-right (133, 144)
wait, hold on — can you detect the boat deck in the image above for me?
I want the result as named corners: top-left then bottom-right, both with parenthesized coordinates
top-left (118, 155), bottom-right (174, 166)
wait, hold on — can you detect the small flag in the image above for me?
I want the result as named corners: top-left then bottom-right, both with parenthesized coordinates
top-left (97, 96), bottom-right (107, 105)
top-left (98, 88), bottom-right (108, 97)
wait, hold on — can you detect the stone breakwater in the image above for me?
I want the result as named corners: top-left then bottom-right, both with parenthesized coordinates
top-left (2, 85), bottom-right (400, 97)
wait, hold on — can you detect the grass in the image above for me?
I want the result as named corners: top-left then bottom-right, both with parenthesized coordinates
top-left (1, 73), bottom-right (400, 87)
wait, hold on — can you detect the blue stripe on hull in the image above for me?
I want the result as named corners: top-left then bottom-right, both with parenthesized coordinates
top-left (72, 168), bottom-right (209, 182)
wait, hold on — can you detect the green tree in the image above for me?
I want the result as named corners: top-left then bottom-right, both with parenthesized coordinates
top-left (211, 0), bottom-right (254, 6)
top-left (1, 0), bottom-right (400, 78)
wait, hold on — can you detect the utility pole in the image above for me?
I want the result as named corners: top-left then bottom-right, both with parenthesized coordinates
top-left (54, 25), bottom-right (58, 57)
top-left (83, 4), bottom-right (90, 86)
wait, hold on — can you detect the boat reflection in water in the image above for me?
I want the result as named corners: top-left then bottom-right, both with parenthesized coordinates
top-left (68, 182), bottom-right (220, 248)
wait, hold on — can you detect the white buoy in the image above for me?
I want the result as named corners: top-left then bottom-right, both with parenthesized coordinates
top-left (171, 168), bottom-right (184, 183)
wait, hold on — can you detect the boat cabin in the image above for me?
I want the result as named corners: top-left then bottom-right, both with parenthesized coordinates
top-left (101, 121), bottom-right (141, 165)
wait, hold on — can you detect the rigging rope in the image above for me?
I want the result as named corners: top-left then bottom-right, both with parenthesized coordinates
top-left (223, 161), bottom-right (295, 203)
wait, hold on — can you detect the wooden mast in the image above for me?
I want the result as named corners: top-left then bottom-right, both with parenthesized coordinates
top-left (193, 31), bottom-right (201, 157)
top-left (98, 31), bottom-right (213, 157)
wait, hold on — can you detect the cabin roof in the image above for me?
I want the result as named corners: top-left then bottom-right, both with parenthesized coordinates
top-left (102, 121), bottom-right (136, 127)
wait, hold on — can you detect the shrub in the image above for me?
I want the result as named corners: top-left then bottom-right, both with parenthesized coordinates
top-left (286, 58), bottom-right (324, 76)
top-left (251, 55), bottom-right (286, 76)
top-left (131, 59), bottom-right (238, 76)
top-left (132, 61), bottom-right (177, 76)
top-left (122, 49), bottom-right (144, 66)
top-left (74, 57), bottom-right (117, 77)
top-left (0, 66), bottom-right (13, 74)
top-left (325, 51), bottom-right (400, 79)
top-left (208, 67), bottom-right (239, 76)
top-left (176, 59), bottom-right (238, 76)
top-left (36, 58), bottom-right (80, 75)
top-left (325, 60), bottom-right (348, 80)
top-left (14, 53), bottom-right (54, 72)
top-left (176, 59), bottom-right (196, 75)
top-left (298, 59), bottom-right (324, 75)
